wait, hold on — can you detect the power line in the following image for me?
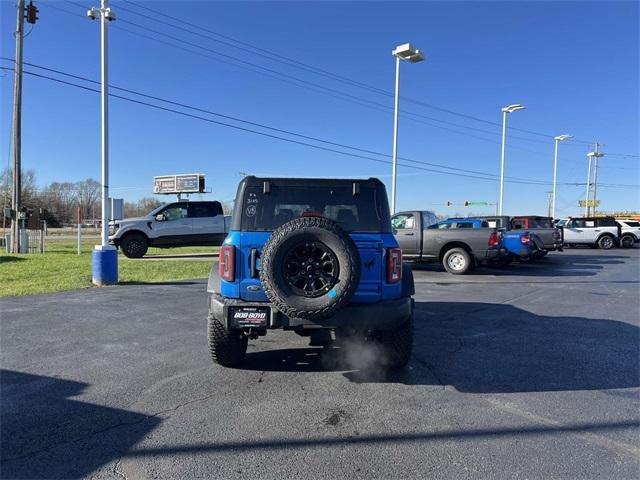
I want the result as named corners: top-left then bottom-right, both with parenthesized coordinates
top-left (5, 64), bottom-right (637, 190)
top-left (118, 0), bottom-right (597, 145)
top-left (0, 65), bottom-right (582, 189)
top-left (60, 0), bottom-right (595, 146)
top-left (2, 58), bottom-right (590, 186)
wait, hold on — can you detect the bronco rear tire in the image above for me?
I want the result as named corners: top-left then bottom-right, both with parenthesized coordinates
top-left (260, 216), bottom-right (361, 321)
top-left (120, 233), bottom-right (148, 258)
top-left (378, 313), bottom-right (413, 368)
top-left (207, 314), bottom-right (248, 367)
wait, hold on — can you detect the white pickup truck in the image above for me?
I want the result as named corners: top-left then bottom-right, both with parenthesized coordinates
top-left (109, 201), bottom-right (231, 258)
top-left (558, 216), bottom-right (621, 249)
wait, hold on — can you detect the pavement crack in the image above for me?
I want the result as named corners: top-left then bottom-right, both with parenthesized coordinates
top-left (113, 458), bottom-right (128, 480)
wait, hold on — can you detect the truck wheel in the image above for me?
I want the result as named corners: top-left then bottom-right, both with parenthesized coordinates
top-left (621, 235), bottom-right (635, 248)
top-left (120, 233), bottom-right (148, 258)
top-left (260, 216), bottom-right (360, 321)
top-left (597, 235), bottom-right (615, 250)
top-left (378, 313), bottom-right (413, 368)
top-left (443, 248), bottom-right (471, 274)
top-left (207, 314), bottom-right (247, 367)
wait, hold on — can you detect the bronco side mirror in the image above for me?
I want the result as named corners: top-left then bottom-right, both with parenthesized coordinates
top-left (155, 214), bottom-right (165, 222)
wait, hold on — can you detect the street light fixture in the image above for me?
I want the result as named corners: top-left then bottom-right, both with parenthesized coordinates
top-left (498, 103), bottom-right (526, 215)
top-left (551, 134), bottom-right (573, 219)
top-left (87, 0), bottom-right (118, 285)
top-left (390, 43), bottom-right (425, 214)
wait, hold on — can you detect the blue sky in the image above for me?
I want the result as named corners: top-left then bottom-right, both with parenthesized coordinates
top-left (1, 0), bottom-right (638, 218)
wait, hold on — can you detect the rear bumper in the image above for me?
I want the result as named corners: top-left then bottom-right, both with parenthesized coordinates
top-left (485, 247), bottom-right (509, 261)
top-left (209, 293), bottom-right (413, 331)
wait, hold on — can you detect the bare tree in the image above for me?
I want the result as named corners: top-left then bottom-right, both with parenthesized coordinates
top-left (124, 197), bottom-right (163, 218)
top-left (1, 168), bottom-right (39, 229)
top-left (42, 181), bottom-right (77, 225)
top-left (75, 179), bottom-right (101, 222)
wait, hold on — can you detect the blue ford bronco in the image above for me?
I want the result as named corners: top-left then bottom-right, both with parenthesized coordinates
top-left (206, 176), bottom-right (415, 368)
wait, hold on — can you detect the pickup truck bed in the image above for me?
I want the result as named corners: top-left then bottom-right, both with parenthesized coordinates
top-left (392, 211), bottom-right (505, 274)
top-left (475, 215), bottom-right (563, 253)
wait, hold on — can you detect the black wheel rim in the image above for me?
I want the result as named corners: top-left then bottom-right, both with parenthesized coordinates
top-left (282, 241), bottom-right (339, 297)
top-left (128, 239), bottom-right (142, 254)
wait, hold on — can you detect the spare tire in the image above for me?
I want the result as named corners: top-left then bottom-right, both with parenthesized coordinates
top-left (260, 216), bottom-right (361, 320)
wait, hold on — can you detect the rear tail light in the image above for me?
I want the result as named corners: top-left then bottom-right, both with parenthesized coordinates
top-left (387, 248), bottom-right (402, 283)
top-left (219, 245), bottom-right (235, 282)
top-left (488, 231), bottom-right (500, 247)
top-left (520, 234), bottom-right (531, 245)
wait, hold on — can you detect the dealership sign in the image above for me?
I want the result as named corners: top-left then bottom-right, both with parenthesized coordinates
top-left (153, 174), bottom-right (205, 194)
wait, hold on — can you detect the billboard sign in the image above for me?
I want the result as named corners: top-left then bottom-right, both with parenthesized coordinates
top-left (153, 174), bottom-right (205, 195)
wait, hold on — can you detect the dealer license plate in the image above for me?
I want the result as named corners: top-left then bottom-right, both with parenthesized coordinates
top-left (229, 306), bottom-right (270, 328)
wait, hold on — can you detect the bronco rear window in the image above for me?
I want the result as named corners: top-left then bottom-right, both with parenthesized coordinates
top-left (240, 185), bottom-right (384, 232)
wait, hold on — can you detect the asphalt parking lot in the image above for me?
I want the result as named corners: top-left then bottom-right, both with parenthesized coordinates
top-left (1, 248), bottom-right (639, 479)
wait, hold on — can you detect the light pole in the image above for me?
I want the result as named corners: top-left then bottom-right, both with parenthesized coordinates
top-left (87, 0), bottom-right (118, 285)
top-left (498, 104), bottom-right (526, 216)
top-left (391, 43), bottom-right (425, 214)
top-left (552, 134), bottom-right (572, 219)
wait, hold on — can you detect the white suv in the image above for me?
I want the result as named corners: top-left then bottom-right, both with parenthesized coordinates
top-left (109, 201), bottom-right (231, 258)
top-left (561, 216), bottom-right (621, 249)
top-left (616, 219), bottom-right (640, 248)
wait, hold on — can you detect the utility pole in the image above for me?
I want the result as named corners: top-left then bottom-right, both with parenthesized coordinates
top-left (545, 191), bottom-right (553, 218)
top-left (592, 144), bottom-right (604, 216)
top-left (585, 152), bottom-right (593, 217)
top-left (10, 0), bottom-right (38, 254)
top-left (10, 0), bottom-right (25, 254)
top-left (586, 145), bottom-right (604, 217)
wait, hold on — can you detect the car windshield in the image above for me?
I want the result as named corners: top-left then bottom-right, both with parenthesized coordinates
top-left (240, 185), bottom-right (383, 232)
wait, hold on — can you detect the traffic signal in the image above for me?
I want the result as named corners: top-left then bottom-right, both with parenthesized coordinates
top-left (25, 1), bottom-right (39, 24)
top-left (446, 201), bottom-right (452, 207)
top-left (464, 201), bottom-right (470, 207)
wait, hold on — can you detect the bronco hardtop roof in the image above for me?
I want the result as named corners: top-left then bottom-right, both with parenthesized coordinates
top-left (237, 176), bottom-right (384, 189)
top-left (232, 176), bottom-right (391, 232)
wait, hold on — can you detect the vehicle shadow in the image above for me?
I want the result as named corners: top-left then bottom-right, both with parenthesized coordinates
top-left (413, 260), bottom-right (602, 277)
top-left (0, 256), bottom-right (26, 264)
top-left (119, 280), bottom-right (204, 286)
top-left (0, 370), bottom-right (160, 479)
top-left (240, 302), bottom-right (639, 393)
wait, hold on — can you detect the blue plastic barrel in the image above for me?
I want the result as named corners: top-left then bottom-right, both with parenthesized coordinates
top-left (92, 247), bottom-right (118, 285)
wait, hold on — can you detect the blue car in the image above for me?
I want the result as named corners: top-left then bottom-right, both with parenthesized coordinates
top-left (500, 231), bottom-right (543, 263)
top-left (206, 176), bottom-right (415, 368)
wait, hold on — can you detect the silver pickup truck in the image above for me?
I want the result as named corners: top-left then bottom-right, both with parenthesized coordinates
top-left (109, 200), bottom-right (231, 258)
top-left (391, 211), bottom-right (506, 274)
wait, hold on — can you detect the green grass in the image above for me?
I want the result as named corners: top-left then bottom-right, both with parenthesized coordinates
top-left (0, 240), bottom-right (217, 297)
